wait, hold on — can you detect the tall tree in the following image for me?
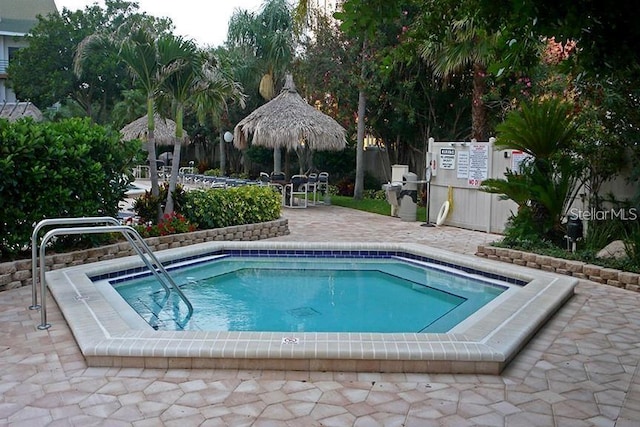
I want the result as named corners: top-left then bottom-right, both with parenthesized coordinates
top-left (8, 0), bottom-right (148, 122)
top-left (226, 0), bottom-right (294, 174)
top-left (193, 52), bottom-right (247, 176)
top-left (420, 11), bottom-right (498, 141)
top-left (157, 36), bottom-right (202, 214)
top-left (161, 44), bottom-right (247, 214)
top-left (335, 0), bottom-right (403, 199)
top-left (75, 22), bottom-right (184, 202)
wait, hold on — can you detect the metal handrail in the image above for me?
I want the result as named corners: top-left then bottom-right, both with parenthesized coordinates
top-left (36, 224), bottom-right (193, 330)
top-left (31, 217), bottom-right (122, 310)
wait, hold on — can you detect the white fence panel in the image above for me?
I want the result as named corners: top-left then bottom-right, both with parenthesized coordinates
top-left (425, 139), bottom-right (518, 233)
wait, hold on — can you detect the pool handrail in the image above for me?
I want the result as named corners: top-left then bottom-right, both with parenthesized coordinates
top-left (36, 224), bottom-right (193, 330)
top-left (30, 217), bottom-right (123, 310)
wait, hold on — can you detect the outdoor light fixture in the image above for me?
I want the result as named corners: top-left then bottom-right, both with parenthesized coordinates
top-left (223, 131), bottom-right (234, 143)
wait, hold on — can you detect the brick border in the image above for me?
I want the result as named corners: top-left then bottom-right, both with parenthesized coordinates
top-left (0, 219), bottom-right (289, 292)
top-left (476, 245), bottom-right (640, 292)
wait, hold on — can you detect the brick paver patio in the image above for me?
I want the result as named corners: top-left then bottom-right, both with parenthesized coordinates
top-left (1, 204), bottom-right (639, 426)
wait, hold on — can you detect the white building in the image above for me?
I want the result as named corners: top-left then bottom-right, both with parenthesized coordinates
top-left (0, 0), bottom-right (58, 102)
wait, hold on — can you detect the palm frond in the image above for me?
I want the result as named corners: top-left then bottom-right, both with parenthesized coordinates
top-left (495, 98), bottom-right (577, 159)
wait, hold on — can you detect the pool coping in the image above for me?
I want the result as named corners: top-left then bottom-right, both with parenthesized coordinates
top-left (45, 241), bottom-right (577, 374)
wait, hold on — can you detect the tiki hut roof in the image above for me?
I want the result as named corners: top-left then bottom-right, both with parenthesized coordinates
top-left (233, 74), bottom-right (347, 152)
top-left (120, 114), bottom-right (189, 146)
top-left (0, 102), bottom-right (43, 121)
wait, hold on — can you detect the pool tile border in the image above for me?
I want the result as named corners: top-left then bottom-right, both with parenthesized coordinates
top-left (92, 249), bottom-right (528, 287)
top-left (45, 241), bottom-right (576, 374)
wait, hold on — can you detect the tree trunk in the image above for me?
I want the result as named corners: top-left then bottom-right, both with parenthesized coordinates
top-left (219, 129), bottom-right (226, 176)
top-left (164, 105), bottom-right (184, 216)
top-left (146, 97), bottom-right (160, 198)
top-left (471, 62), bottom-right (487, 141)
top-left (353, 88), bottom-right (366, 200)
top-left (353, 37), bottom-right (368, 200)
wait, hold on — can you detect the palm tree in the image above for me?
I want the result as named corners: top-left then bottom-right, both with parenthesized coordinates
top-left (482, 98), bottom-right (580, 242)
top-left (193, 53), bottom-right (247, 177)
top-left (75, 23), bottom-right (186, 201)
top-left (156, 36), bottom-right (202, 214)
top-left (226, 0), bottom-right (294, 173)
top-left (421, 13), bottom-right (498, 141)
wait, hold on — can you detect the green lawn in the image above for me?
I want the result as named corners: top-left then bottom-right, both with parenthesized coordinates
top-left (330, 195), bottom-right (428, 222)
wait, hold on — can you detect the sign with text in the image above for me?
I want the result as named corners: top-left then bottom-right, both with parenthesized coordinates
top-left (439, 148), bottom-right (456, 170)
top-left (468, 143), bottom-right (489, 186)
top-left (457, 151), bottom-right (469, 179)
top-left (511, 150), bottom-right (531, 174)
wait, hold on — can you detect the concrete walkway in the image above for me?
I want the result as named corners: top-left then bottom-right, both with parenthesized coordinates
top-left (1, 205), bottom-right (639, 426)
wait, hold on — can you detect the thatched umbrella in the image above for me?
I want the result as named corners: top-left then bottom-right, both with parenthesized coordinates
top-left (233, 75), bottom-right (347, 152)
top-left (0, 102), bottom-right (43, 121)
top-left (120, 114), bottom-right (189, 146)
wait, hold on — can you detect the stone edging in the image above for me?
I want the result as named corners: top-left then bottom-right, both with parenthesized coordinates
top-left (476, 245), bottom-right (640, 292)
top-left (0, 218), bottom-right (289, 293)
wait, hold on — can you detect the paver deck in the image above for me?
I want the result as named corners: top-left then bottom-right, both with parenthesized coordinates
top-left (2, 204), bottom-right (639, 426)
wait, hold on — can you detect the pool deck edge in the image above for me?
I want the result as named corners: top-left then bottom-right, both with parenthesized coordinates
top-left (45, 241), bottom-right (577, 374)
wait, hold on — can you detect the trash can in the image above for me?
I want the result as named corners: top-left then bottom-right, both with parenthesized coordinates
top-left (565, 214), bottom-right (583, 252)
top-left (566, 214), bottom-right (583, 242)
top-left (399, 172), bottom-right (418, 222)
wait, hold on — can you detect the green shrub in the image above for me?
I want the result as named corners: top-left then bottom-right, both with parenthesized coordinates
top-left (0, 118), bottom-right (137, 259)
top-left (182, 185), bottom-right (281, 229)
top-left (624, 222), bottom-right (640, 267)
top-left (363, 189), bottom-right (386, 200)
top-left (132, 183), bottom-right (188, 224)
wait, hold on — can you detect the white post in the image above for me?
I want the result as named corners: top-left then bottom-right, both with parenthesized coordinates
top-left (273, 148), bottom-right (282, 174)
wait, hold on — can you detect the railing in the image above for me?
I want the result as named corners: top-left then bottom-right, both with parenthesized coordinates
top-left (32, 219), bottom-right (193, 330)
top-left (30, 217), bottom-right (122, 310)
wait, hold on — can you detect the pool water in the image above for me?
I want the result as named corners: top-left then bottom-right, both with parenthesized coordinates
top-left (113, 256), bottom-right (508, 333)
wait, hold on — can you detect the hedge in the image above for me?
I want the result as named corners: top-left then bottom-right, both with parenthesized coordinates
top-left (0, 118), bottom-right (138, 259)
top-left (183, 185), bottom-right (282, 229)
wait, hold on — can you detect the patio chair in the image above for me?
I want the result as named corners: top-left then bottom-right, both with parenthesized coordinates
top-left (317, 172), bottom-right (330, 204)
top-left (304, 173), bottom-right (319, 205)
top-left (284, 174), bottom-right (308, 208)
top-left (259, 172), bottom-right (270, 185)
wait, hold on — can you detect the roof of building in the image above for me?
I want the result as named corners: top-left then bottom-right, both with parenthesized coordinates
top-left (0, 0), bottom-right (58, 36)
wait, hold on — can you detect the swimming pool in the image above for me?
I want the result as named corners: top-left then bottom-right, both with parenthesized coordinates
top-left (45, 241), bottom-right (576, 374)
top-left (110, 255), bottom-right (510, 333)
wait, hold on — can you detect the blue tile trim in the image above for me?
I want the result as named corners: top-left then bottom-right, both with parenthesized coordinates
top-left (90, 249), bottom-right (528, 287)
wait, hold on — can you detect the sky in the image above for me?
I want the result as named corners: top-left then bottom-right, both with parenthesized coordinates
top-left (53, 0), bottom-right (265, 48)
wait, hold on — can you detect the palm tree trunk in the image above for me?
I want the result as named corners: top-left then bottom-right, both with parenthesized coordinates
top-left (471, 62), bottom-right (487, 141)
top-left (354, 88), bottom-right (366, 200)
top-left (353, 37), bottom-right (368, 200)
top-left (146, 97), bottom-right (160, 198)
top-left (165, 105), bottom-right (184, 215)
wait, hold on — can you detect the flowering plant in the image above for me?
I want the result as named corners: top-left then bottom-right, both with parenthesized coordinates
top-left (136, 212), bottom-right (196, 237)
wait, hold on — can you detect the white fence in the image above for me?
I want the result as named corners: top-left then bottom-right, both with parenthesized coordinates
top-left (424, 138), bottom-right (518, 234)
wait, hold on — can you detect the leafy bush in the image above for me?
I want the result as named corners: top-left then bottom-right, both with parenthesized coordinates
top-left (183, 185), bottom-right (281, 229)
top-left (0, 118), bottom-right (137, 259)
top-left (624, 222), bottom-right (640, 267)
top-left (132, 183), bottom-right (188, 224)
top-left (482, 98), bottom-right (581, 245)
top-left (363, 189), bottom-right (386, 200)
top-left (334, 172), bottom-right (382, 197)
